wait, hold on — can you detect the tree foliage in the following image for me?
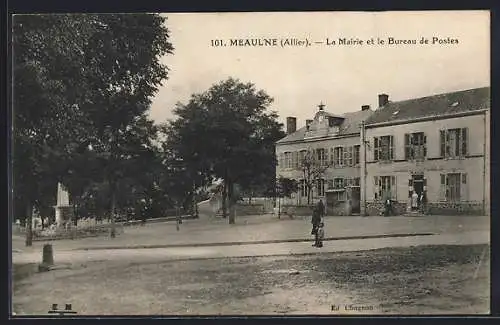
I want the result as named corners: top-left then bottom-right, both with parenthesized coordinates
top-left (164, 78), bottom-right (284, 223)
top-left (276, 176), bottom-right (299, 198)
top-left (13, 14), bottom-right (173, 243)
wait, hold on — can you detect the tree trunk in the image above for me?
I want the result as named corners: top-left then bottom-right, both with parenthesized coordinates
top-left (228, 180), bottom-right (236, 224)
top-left (110, 182), bottom-right (116, 238)
top-left (221, 181), bottom-right (227, 218)
top-left (25, 202), bottom-right (33, 247)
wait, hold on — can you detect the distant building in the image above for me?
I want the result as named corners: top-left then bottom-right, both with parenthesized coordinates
top-left (275, 103), bottom-right (373, 215)
top-left (361, 87), bottom-right (490, 216)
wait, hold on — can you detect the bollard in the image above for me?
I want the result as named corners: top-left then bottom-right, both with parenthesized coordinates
top-left (42, 244), bottom-right (54, 266)
top-left (38, 244), bottom-right (54, 272)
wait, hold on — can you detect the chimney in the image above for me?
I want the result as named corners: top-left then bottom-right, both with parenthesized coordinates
top-left (361, 105), bottom-right (370, 111)
top-left (378, 94), bottom-right (389, 108)
top-left (286, 116), bottom-right (297, 135)
top-left (306, 119), bottom-right (313, 130)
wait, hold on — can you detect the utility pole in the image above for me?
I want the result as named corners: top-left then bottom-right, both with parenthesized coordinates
top-left (276, 179), bottom-right (282, 219)
top-left (360, 120), bottom-right (367, 217)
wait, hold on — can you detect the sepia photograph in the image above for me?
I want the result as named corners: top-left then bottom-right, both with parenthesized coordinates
top-left (10, 10), bottom-right (490, 316)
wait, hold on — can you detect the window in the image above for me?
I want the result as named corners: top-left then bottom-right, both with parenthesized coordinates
top-left (299, 150), bottom-right (307, 166)
top-left (374, 175), bottom-right (397, 200)
top-left (405, 132), bottom-right (427, 160)
top-left (316, 179), bottom-right (325, 196)
top-left (333, 190), bottom-right (346, 202)
top-left (284, 152), bottom-right (291, 168)
top-left (440, 128), bottom-right (468, 158)
top-left (374, 136), bottom-right (394, 161)
top-left (332, 177), bottom-right (346, 202)
top-left (334, 178), bottom-right (344, 189)
top-left (316, 148), bottom-right (327, 166)
top-left (354, 145), bottom-right (360, 165)
top-left (344, 146), bottom-right (354, 166)
top-left (299, 179), bottom-right (307, 197)
top-left (440, 173), bottom-right (467, 201)
top-left (327, 179), bottom-right (334, 190)
top-left (353, 177), bottom-right (360, 187)
top-left (334, 147), bottom-right (344, 167)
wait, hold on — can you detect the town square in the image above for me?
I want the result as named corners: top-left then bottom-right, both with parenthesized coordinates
top-left (10, 11), bottom-right (490, 316)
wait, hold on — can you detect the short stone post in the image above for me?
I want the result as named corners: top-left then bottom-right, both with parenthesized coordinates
top-left (38, 244), bottom-right (54, 272)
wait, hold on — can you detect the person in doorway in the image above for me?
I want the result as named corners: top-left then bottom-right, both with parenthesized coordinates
top-left (420, 191), bottom-right (427, 215)
top-left (411, 191), bottom-right (419, 211)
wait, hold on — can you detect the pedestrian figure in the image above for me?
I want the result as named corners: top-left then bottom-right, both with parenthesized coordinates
top-left (314, 222), bottom-right (325, 248)
top-left (384, 198), bottom-right (392, 217)
top-left (420, 191), bottom-right (427, 215)
top-left (411, 191), bottom-right (419, 211)
top-left (316, 199), bottom-right (325, 219)
top-left (311, 205), bottom-right (321, 236)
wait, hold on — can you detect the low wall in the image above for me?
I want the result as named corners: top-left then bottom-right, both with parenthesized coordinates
top-left (364, 200), bottom-right (485, 216)
top-left (236, 204), bottom-right (266, 216)
top-left (365, 201), bottom-right (407, 216)
top-left (282, 205), bottom-right (313, 216)
top-left (426, 201), bottom-right (485, 216)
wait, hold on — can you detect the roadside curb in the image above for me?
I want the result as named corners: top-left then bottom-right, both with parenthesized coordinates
top-left (74, 232), bottom-right (435, 251)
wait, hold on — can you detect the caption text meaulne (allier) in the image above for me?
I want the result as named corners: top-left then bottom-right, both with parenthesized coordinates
top-left (210, 36), bottom-right (459, 48)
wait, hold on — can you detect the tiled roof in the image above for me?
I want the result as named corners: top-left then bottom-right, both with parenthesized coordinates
top-left (277, 109), bottom-right (373, 144)
top-left (365, 87), bottom-right (490, 126)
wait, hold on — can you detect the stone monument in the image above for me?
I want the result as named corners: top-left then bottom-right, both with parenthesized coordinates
top-left (54, 183), bottom-right (72, 228)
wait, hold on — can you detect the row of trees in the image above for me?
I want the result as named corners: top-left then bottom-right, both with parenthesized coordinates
top-left (13, 14), bottom-right (175, 245)
top-left (13, 13), bottom-right (294, 245)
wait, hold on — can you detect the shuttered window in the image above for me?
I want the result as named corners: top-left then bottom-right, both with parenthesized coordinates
top-left (440, 128), bottom-right (469, 158)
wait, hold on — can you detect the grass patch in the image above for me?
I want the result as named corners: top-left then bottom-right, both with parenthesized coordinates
top-left (12, 244), bottom-right (489, 315)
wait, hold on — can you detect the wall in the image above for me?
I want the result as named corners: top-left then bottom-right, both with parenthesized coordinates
top-left (364, 112), bottom-right (487, 215)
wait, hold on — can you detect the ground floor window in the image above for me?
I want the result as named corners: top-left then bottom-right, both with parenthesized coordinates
top-left (440, 173), bottom-right (467, 201)
top-left (316, 179), bottom-right (325, 197)
top-left (299, 179), bottom-right (307, 197)
top-left (333, 190), bottom-right (346, 202)
top-left (374, 175), bottom-right (396, 200)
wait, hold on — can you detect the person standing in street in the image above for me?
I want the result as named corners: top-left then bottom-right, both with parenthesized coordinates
top-left (317, 199), bottom-right (325, 220)
top-left (314, 222), bottom-right (325, 248)
top-left (311, 205), bottom-right (320, 237)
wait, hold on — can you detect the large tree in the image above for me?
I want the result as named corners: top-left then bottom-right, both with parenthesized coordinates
top-left (13, 14), bottom-right (173, 244)
top-left (165, 78), bottom-right (284, 224)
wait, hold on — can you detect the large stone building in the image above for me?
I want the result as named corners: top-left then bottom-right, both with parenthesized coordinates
top-left (276, 103), bottom-right (373, 215)
top-left (275, 86), bottom-right (490, 216)
top-left (361, 87), bottom-right (490, 216)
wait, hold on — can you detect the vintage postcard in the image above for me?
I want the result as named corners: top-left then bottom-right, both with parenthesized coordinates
top-left (11, 10), bottom-right (490, 316)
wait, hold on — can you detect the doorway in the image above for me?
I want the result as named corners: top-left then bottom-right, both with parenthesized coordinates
top-left (350, 187), bottom-right (361, 214)
top-left (412, 174), bottom-right (424, 196)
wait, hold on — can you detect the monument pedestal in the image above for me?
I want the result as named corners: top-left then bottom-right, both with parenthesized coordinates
top-left (55, 205), bottom-right (73, 228)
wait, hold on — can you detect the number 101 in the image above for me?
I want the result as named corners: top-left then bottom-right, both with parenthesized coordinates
top-left (211, 39), bottom-right (225, 47)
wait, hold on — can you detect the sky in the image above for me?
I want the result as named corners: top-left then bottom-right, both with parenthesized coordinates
top-left (148, 11), bottom-right (490, 129)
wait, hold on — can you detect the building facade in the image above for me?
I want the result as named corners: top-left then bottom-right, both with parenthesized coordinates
top-left (276, 104), bottom-right (373, 215)
top-left (361, 87), bottom-right (490, 216)
top-left (275, 87), bottom-right (490, 217)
